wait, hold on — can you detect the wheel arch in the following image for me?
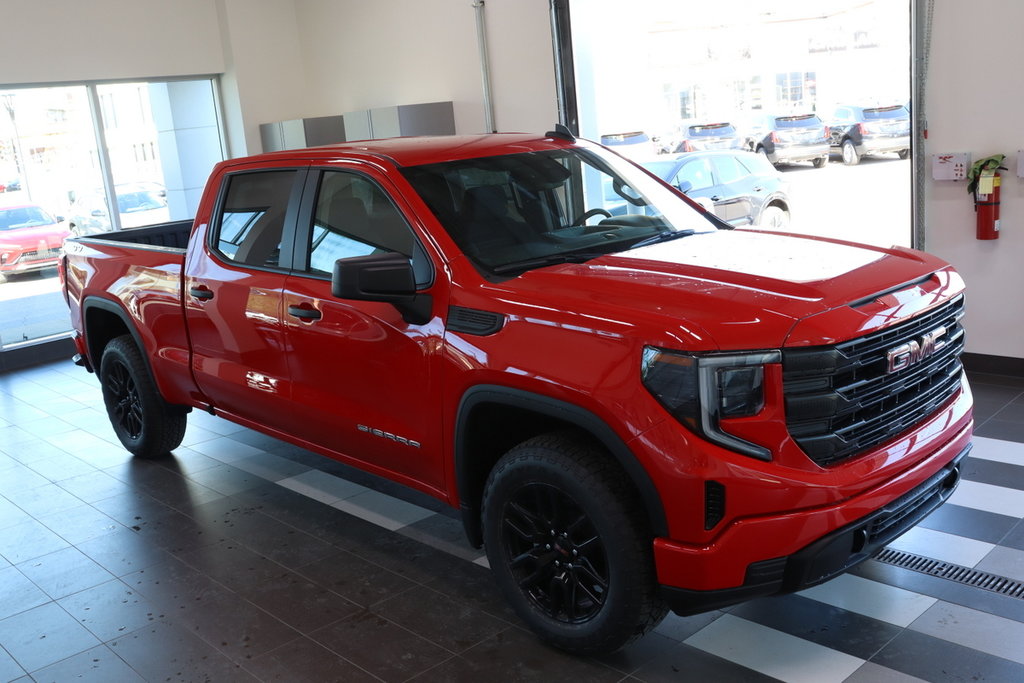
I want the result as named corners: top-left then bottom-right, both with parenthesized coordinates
top-left (454, 384), bottom-right (669, 548)
top-left (82, 297), bottom-right (146, 372)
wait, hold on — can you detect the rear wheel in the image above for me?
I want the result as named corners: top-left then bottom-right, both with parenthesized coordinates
top-left (841, 139), bottom-right (861, 165)
top-left (812, 156), bottom-right (827, 168)
top-left (482, 433), bottom-right (667, 655)
top-left (100, 335), bottom-right (186, 458)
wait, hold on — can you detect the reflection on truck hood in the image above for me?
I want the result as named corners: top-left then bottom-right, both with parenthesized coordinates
top-left (498, 229), bottom-right (945, 351)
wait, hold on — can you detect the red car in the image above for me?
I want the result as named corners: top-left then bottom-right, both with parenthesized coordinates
top-left (0, 204), bottom-right (70, 283)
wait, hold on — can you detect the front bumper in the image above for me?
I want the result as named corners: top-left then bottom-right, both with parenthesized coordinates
top-left (656, 432), bottom-right (971, 616)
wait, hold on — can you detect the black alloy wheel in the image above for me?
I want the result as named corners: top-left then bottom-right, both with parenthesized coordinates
top-left (105, 358), bottom-right (144, 440)
top-left (500, 482), bottom-right (610, 624)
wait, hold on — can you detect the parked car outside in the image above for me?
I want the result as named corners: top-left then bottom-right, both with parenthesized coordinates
top-left (644, 150), bottom-right (791, 227)
top-left (743, 113), bottom-right (830, 168)
top-left (600, 131), bottom-right (656, 160)
top-left (666, 121), bottom-right (745, 153)
top-left (68, 183), bottom-right (170, 236)
top-left (0, 204), bottom-right (69, 283)
top-left (828, 104), bottom-right (910, 165)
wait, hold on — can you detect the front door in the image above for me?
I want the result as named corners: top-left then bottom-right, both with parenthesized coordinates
top-left (281, 167), bottom-right (446, 493)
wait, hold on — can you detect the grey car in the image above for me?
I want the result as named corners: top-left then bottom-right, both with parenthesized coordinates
top-left (828, 104), bottom-right (911, 165)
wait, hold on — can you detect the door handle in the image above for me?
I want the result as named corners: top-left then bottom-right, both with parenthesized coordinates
top-left (288, 304), bottom-right (322, 321)
top-left (189, 286), bottom-right (214, 300)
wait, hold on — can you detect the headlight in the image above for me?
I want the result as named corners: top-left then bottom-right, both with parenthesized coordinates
top-left (641, 346), bottom-right (781, 460)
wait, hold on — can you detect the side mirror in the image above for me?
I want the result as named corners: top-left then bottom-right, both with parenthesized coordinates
top-left (677, 180), bottom-right (694, 194)
top-left (332, 252), bottom-right (432, 325)
top-left (332, 252), bottom-right (416, 302)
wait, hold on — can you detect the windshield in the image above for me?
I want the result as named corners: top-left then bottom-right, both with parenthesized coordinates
top-left (401, 145), bottom-right (716, 273)
top-left (0, 206), bottom-right (55, 231)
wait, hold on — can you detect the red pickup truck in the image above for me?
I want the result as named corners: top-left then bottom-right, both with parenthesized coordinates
top-left (61, 129), bottom-right (973, 655)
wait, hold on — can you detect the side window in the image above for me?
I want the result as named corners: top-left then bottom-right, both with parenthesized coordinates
top-left (674, 158), bottom-right (714, 191)
top-left (213, 170), bottom-right (296, 268)
top-left (710, 155), bottom-right (748, 185)
top-left (308, 171), bottom-right (428, 284)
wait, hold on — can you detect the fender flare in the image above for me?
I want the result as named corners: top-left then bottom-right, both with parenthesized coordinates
top-left (81, 296), bottom-right (149, 367)
top-left (454, 384), bottom-right (669, 546)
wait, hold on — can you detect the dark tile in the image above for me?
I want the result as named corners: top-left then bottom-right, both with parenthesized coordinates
top-left (374, 584), bottom-right (509, 653)
top-left (126, 505), bottom-right (225, 554)
top-left (974, 418), bottom-right (1024, 444)
top-left (0, 518), bottom-right (70, 564)
top-left (591, 631), bottom-right (680, 677)
top-left (122, 557), bottom-right (230, 613)
top-left (961, 456), bottom-right (1024, 491)
top-left (730, 593), bottom-right (901, 659)
top-left (55, 469), bottom-right (132, 503)
top-left (232, 482), bottom-right (378, 547)
top-left (245, 635), bottom-right (377, 682)
top-left (38, 504), bottom-right (123, 545)
top-left (104, 458), bottom-right (224, 510)
top-left (183, 462), bottom-right (267, 496)
top-left (296, 550), bottom-right (415, 608)
top-left (28, 644), bottom-right (145, 683)
top-left (75, 528), bottom-right (175, 577)
top-left (3, 483), bottom-right (84, 517)
top-left (177, 539), bottom-right (291, 592)
top-left (311, 609), bottom-right (452, 681)
top-left (632, 641), bottom-right (780, 683)
top-left (247, 570), bottom-right (360, 633)
top-left (25, 452), bottom-right (97, 482)
top-left (413, 626), bottom-right (621, 682)
top-left (0, 566), bottom-right (50, 621)
top-left (873, 629), bottom-right (1024, 681)
top-left (108, 621), bottom-right (258, 682)
top-left (1002, 519), bottom-right (1024, 552)
top-left (0, 495), bottom-right (32, 532)
top-left (59, 579), bottom-right (165, 641)
top-left (343, 525), bottom-right (467, 587)
top-left (917, 502), bottom-right (1020, 544)
top-left (89, 490), bottom-right (174, 527)
top-left (15, 546), bottom-right (115, 600)
top-left (652, 610), bottom-right (724, 642)
top-left (421, 556), bottom-right (516, 621)
top-left (966, 371), bottom-right (1024, 390)
top-left (0, 646), bottom-right (25, 682)
top-left (399, 512), bottom-right (483, 562)
top-left (0, 463), bottom-right (50, 497)
top-left (993, 395), bottom-right (1024, 423)
top-left (0, 602), bottom-right (101, 673)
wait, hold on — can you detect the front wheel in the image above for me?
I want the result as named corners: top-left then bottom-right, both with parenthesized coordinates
top-left (759, 205), bottom-right (790, 229)
top-left (100, 335), bottom-right (187, 458)
top-left (482, 433), bottom-right (667, 655)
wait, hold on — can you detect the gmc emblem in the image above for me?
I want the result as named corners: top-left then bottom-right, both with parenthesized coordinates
top-left (886, 325), bottom-right (947, 374)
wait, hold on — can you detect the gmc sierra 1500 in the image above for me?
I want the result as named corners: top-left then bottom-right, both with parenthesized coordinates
top-left (61, 128), bottom-right (972, 654)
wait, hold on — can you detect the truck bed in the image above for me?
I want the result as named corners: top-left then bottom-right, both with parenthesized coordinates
top-left (75, 219), bottom-right (193, 250)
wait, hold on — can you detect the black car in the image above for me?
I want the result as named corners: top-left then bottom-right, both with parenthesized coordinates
top-left (641, 150), bottom-right (792, 228)
top-left (744, 113), bottom-right (830, 168)
top-left (828, 104), bottom-right (910, 165)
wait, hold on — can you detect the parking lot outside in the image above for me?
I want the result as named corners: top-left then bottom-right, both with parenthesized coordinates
top-left (0, 155), bottom-right (910, 346)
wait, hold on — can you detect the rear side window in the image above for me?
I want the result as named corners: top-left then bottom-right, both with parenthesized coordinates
top-left (213, 170), bottom-right (297, 268)
top-left (710, 155), bottom-right (749, 184)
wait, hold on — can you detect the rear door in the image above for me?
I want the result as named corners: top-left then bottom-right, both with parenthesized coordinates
top-left (706, 154), bottom-right (756, 225)
top-left (184, 164), bottom-right (307, 430)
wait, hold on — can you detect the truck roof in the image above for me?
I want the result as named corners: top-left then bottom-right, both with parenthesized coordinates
top-left (228, 133), bottom-right (577, 169)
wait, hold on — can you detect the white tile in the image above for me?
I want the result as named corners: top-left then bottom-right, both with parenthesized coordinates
top-left (844, 662), bottom-right (930, 683)
top-left (949, 479), bottom-right (1024, 518)
top-left (886, 526), bottom-right (994, 567)
top-left (331, 489), bottom-right (434, 532)
top-left (975, 546), bottom-right (1024, 583)
top-left (910, 601), bottom-right (1024, 665)
top-left (473, 555), bottom-right (490, 568)
top-left (969, 436), bottom-right (1024, 466)
top-left (684, 614), bottom-right (864, 683)
top-left (798, 573), bottom-right (937, 627)
top-left (277, 470), bottom-right (368, 504)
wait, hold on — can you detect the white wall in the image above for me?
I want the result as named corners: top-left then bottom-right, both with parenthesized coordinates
top-left (292, 0), bottom-right (557, 135)
top-left (924, 1), bottom-right (1024, 360)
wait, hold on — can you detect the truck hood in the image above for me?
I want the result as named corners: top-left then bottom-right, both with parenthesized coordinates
top-left (493, 230), bottom-right (955, 350)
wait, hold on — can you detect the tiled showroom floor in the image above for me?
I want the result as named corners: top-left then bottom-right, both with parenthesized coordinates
top-left (0, 360), bottom-right (1023, 682)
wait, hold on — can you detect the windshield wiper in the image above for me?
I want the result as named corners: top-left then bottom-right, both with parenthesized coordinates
top-left (628, 229), bottom-right (696, 250)
top-left (490, 251), bottom-right (606, 275)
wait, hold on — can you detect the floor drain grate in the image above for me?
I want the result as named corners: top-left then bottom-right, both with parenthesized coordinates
top-left (874, 548), bottom-right (1024, 599)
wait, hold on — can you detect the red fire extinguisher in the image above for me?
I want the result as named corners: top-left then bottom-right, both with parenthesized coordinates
top-left (968, 155), bottom-right (1006, 240)
top-left (976, 172), bottom-right (1001, 240)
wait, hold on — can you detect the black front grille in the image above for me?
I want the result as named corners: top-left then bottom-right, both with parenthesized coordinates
top-left (782, 295), bottom-right (965, 467)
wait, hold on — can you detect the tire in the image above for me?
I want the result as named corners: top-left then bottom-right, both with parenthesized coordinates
top-left (100, 335), bottom-right (187, 458)
top-left (898, 149), bottom-right (910, 160)
top-left (812, 156), bottom-right (827, 168)
top-left (841, 139), bottom-right (861, 166)
top-left (482, 433), bottom-right (667, 655)
top-left (759, 205), bottom-right (790, 229)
